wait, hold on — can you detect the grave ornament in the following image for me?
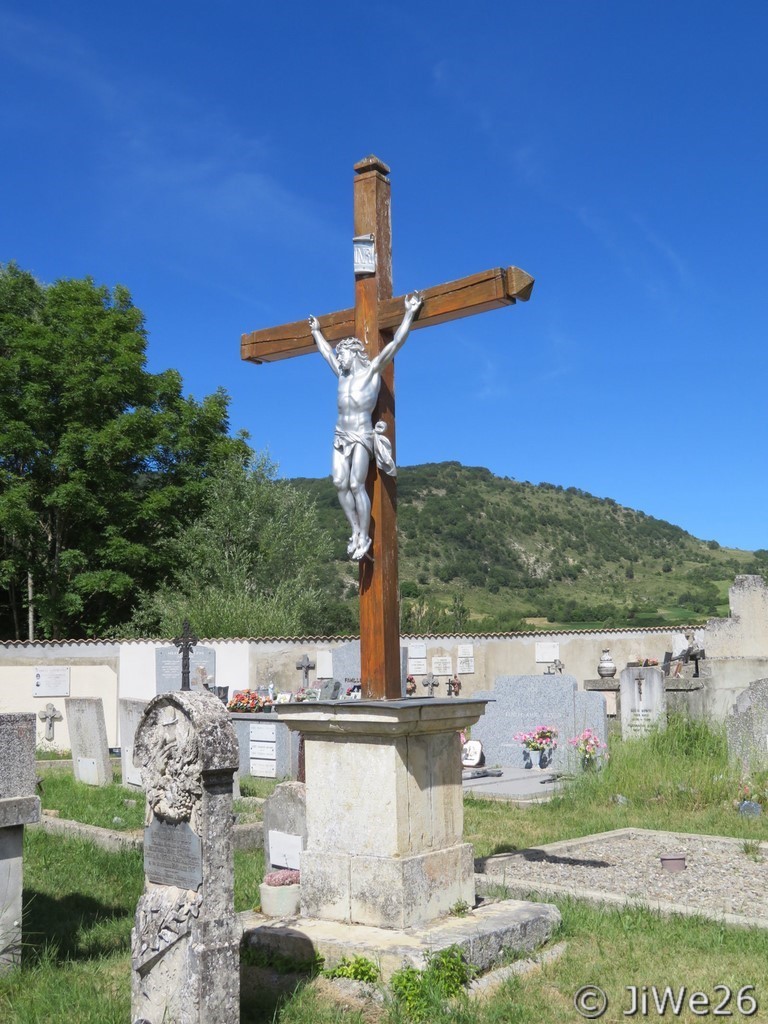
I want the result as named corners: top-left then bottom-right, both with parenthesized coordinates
top-left (37, 702), bottom-right (62, 742)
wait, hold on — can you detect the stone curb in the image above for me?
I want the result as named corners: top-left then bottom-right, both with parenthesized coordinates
top-left (468, 940), bottom-right (568, 996)
top-left (476, 828), bottom-right (768, 931)
top-left (31, 812), bottom-right (263, 852)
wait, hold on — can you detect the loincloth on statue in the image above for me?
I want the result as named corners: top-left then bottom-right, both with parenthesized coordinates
top-left (333, 420), bottom-right (396, 477)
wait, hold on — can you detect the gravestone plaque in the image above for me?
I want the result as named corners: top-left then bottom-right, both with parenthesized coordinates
top-left (144, 819), bottom-right (203, 889)
top-left (432, 656), bottom-right (453, 675)
top-left (535, 641), bottom-right (559, 664)
top-left (155, 645), bottom-right (216, 694)
top-left (268, 829), bottom-right (302, 870)
top-left (33, 665), bottom-right (70, 698)
top-left (262, 781), bottom-right (307, 870)
top-left (620, 666), bottom-right (666, 738)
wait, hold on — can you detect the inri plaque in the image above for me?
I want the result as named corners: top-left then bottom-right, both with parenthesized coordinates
top-left (144, 818), bottom-right (203, 890)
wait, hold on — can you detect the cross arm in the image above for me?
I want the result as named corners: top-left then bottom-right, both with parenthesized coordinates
top-left (241, 266), bottom-right (534, 364)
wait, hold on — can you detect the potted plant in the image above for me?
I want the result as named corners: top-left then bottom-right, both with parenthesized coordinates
top-left (569, 728), bottom-right (607, 769)
top-left (226, 691), bottom-right (274, 714)
top-left (514, 725), bottom-right (558, 769)
top-left (259, 869), bottom-right (301, 917)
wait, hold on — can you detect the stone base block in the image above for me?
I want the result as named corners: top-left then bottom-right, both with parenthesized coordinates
top-left (301, 843), bottom-right (475, 929)
top-left (240, 896), bottom-right (562, 981)
top-left (0, 826), bottom-right (23, 972)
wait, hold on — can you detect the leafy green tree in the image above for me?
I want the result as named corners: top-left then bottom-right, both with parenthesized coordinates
top-left (126, 453), bottom-right (347, 639)
top-left (0, 263), bottom-right (249, 639)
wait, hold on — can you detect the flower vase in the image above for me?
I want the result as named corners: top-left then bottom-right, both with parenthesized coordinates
top-left (522, 749), bottom-right (533, 769)
top-left (259, 882), bottom-right (300, 918)
top-left (538, 749), bottom-right (553, 770)
top-left (597, 649), bottom-right (617, 679)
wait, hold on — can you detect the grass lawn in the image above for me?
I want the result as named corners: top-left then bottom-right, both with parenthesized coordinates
top-left (4, 716), bottom-right (768, 1023)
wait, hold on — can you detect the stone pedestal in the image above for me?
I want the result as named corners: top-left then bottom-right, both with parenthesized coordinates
top-left (0, 713), bottom-right (41, 972)
top-left (130, 691), bottom-right (240, 1024)
top-left (276, 699), bottom-right (487, 929)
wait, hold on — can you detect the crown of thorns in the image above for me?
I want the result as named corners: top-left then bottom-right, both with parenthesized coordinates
top-left (335, 337), bottom-right (369, 362)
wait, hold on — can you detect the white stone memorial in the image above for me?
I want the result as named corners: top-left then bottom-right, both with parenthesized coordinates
top-left (620, 665), bottom-right (667, 738)
top-left (65, 696), bottom-right (112, 786)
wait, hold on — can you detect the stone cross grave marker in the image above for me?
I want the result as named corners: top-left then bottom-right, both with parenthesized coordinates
top-left (242, 156), bottom-right (533, 699)
top-left (0, 713), bottom-right (41, 971)
top-left (65, 696), bottom-right (112, 785)
top-left (131, 690), bottom-right (240, 1024)
top-left (37, 701), bottom-right (62, 742)
top-left (295, 653), bottom-right (315, 688)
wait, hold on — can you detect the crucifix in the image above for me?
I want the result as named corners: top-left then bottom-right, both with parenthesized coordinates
top-left (38, 702), bottom-right (62, 742)
top-left (295, 653), bottom-right (315, 687)
top-left (635, 672), bottom-right (644, 703)
top-left (242, 156), bottom-right (533, 700)
top-left (173, 618), bottom-right (198, 692)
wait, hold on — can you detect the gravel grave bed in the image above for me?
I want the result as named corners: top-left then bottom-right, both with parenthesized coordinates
top-left (478, 829), bottom-right (768, 923)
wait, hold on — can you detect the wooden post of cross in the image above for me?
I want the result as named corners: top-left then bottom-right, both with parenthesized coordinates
top-left (241, 156), bottom-right (534, 701)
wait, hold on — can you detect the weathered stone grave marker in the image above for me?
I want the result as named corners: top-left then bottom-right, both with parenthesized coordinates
top-left (726, 677), bottom-right (768, 771)
top-left (130, 691), bottom-right (239, 1023)
top-left (65, 696), bottom-right (112, 785)
top-left (0, 713), bottom-right (41, 971)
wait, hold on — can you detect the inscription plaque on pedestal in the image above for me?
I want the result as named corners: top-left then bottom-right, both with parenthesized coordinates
top-left (144, 818), bottom-right (203, 890)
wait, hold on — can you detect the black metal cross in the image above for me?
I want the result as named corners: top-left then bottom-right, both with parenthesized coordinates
top-left (173, 619), bottom-right (198, 692)
top-left (635, 672), bottom-right (644, 702)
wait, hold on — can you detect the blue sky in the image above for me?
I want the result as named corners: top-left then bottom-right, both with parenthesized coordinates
top-left (2, 2), bottom-right (766, 551)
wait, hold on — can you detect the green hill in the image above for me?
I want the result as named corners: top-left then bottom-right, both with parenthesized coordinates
top-left (291, 462), bottom-right (766, 633)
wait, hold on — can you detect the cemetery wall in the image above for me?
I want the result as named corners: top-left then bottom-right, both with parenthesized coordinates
top-left (0, 642), bottom-right (118, 750)
top-left (0, 577), bottom-right (766, 746)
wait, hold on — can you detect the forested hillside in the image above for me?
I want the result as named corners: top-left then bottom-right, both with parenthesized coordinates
top-left (293, 462), bottom-right (765, 633)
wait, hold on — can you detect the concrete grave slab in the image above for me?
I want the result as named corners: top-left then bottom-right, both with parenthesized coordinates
top-left (65, 697), bottom-right (112, 786)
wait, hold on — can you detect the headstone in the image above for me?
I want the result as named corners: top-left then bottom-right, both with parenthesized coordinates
top-left (155, 644), bottom-right (216, 694)
top-left (262, 781), bottom-right (307, 870)
top-left (619, 666), bottom-right (666, 738)
top-left (332, 640), bottom-right (409, 697)
top-left (0, 713), bottom-right (41, 971)
top-left (472, 675), bottom-right (607, 772)
top-left (726, 678), bottom-right (768, 772)
top-left (65, 697), bottom-right (112, 786)
top-left (131, 690), bottom-right (239, 1024)
top-left (119, 698), bottom-right (149, 788)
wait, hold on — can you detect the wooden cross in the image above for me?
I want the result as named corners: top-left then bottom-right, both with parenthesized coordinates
top-left (173, 618), bottom-right (198, 692)
top-left (242, 156), bottom-right (534, 700)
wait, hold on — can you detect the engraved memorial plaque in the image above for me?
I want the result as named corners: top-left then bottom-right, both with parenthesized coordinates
top-left (144, 818), bottom-right (203, 890)
top-left (431, 656), bottom-right (453, 675)
top-left (33, 665), bottom-right (70, 698)
top-left (535, 641), bottom-right (560, 664)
